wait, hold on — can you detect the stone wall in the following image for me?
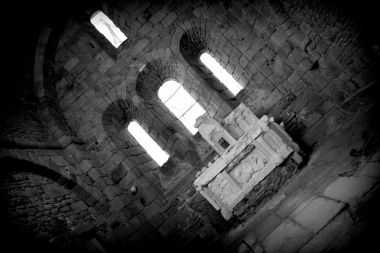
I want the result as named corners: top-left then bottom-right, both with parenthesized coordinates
top-left (0, 171), bottom-right (93, 252)
top-left (1, 0), bottom-right (379, 251)
top-left (221, 106), bottom-right (380, 253)
top-left (233, 155), bottom-right (302, 220)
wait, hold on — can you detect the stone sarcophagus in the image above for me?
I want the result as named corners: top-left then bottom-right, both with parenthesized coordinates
top-left (194, 104), bottom-right (302, 220)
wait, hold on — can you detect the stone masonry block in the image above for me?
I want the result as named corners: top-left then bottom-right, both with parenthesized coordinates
top-left (104, 185), bottom-right (121, 200)
top-left (299, 211), bottom-right (354, 253)
top-left (64, 57), bottom-right (79, 72)
top-left (88, 168), bottom-right (102, 181)
top-left (270, 30), bottom-right (288, 49)
top-left (243, 230), bottom-right (257, 247)
top-left (71, 201), bottom-right (88, 213)
top-left (276, 191), bottom-right (316, 218)
top-left (143, 201), bottom-right (161, 219)
top-left (323, 177), bottom-right (377, 203)
top-left (119, 171), bottom-right (137, 190)
top-left (161, 12), bottom-right (177, 27)
top-left (291, 197), bottom-right (345, 233)
top-left (359, 162), bottom-right (380, 178)
top-left (255, 213), bottom-right (283, 240)
top-left (150, 10), bottom-right (166, 24)
top-left (237, 241), bottom-right (253, 253)
top-left (98, 57), bottom-right (115, 74)
top-left (327, 44), bottom-right (343, 60)
top-left (132, 38), bottom-right (150, 54)
top-left (78, 160), bottom-right (92, 174)
top-left (290, 30), bottom-right (310, 51)
top-left (110, 196), bottom-right (125, 212)
top-left (262, 219), bottom-right (312, 253)
top-left (138, 22), bottom-right (153, 37)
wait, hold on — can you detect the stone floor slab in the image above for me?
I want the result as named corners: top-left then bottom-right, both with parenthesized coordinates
top-left (275, 191), bottom-right (316, 218)
top-left (359, 162), bottom-right (380, 178)
top-left (291, 197), bottom-right (345, 233)
top-left (299, 211), bottom-right (354, 253)
top-left (255, 213), bottom-right (283, 240)
top-left (323, 177), bottom-right (377, 203)
top-left (237, 241), bottom-right (253, 253)
top-left (243, 230), bottom-right (257, 247)
top-left (370, 151), bottom-right (380, 162)
top-left (262, 219), bottom-right (312, 253)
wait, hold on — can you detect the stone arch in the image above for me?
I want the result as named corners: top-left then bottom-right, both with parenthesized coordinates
top-left (101, 97), bottom-right (201, 190)
top-left (136, 59), bottom-right (184, 102)
top-left (173, 18), bottom-right (241, 107)
top-left (0, 149), bottom-right (116, 215)
top-left (34, 23), bottom-right (85, 146)
top-left (135, 55), bottom-right (200, 137)
top-left (1, 158), bottom-right (81, 192)
top-left (102, 99), bottom-right (140, 147)
top-left (0, 157), bottom-right (109, 211)
top-left (0, 157), bottom-right (106, 252)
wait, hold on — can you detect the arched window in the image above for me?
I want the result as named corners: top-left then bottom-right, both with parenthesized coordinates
top-left (90, 10), bottom-right (127, 48)
top-left (127, 121), bottom-right (169, 166)
top-left (200, 52), bottom-right (243, 96)
top-left (158, 80), bottom-right (205, 135)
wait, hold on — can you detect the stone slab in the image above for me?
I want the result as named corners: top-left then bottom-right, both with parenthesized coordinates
top-left (299, 211), bottom-right (354, 253)
top-left (359, 162), bottom-right (380, 178)
top-left (243, 230), bottom-right (257, 247)
top-left (323, 177), bottom-right (377, 203)
top-left (291, 197), bottom-right (345, 233)
top-left (262, 219), bottom-right (312, 253)
top-left (275, 191), bottom-right (316, 218)
top-left (252, 243), bottom-right (264, 253)
top-left (255, 213), bottom-right (283, 240)
top-left (370, 151), bottom-right (380, 162)
top-left (237, 241), bottom-right (253, 253)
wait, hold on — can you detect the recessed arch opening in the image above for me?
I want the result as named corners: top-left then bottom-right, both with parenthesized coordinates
top-left (90, 10), bottom-right (127, 48)
top-left (158, 80), bottom-right (206, 135)
top-left (200, 52), bottom-right (243, 96)
top-left (127, 120), bottom-right (169, 166)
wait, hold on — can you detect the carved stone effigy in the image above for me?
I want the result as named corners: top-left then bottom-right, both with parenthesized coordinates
top-left (194, 103), bottom-right (302, 220)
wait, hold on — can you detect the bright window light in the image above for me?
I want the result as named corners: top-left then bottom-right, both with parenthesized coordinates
top-left (200, 52), bottom-right (243, 96)
top-left (158, 80), bottom-right (206, 135)
top-left (90, 10), bottom-right (127, 48)
top-left (127, 121), bottom-right (169, 166)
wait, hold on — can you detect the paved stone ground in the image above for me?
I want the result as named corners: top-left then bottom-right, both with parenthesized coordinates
top-left (216, 105), bottom-right (380, 253)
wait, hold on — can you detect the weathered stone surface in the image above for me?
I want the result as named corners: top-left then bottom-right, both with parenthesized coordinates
top-left (291, 197), bottom-right (345, 233)
top-left (64, 57), bottom-right (79, 72)
top-left (359, 162), bottom-right (380, 178)
top-left (5, 0), bottom-right (380, 250)
top-left (255, 213), bottom-right (283, 240)
top-left (276, 191), bottom-right (316, 218)
top-left (0, 171), bottom-right (95, 248)
top-left (195, 104), bottom-right (300, 219)
top-left (299, 211), bottom-right (354, 253)
top-left (72, 201), bottom-right (89, 213)
top-left (237, 241), bottom-right (253, 253)
top-left (262, 219), bottom-right (312, 253)
top-left (110, 197), bottom-right (125, 212)
top-left (243, 230), bottom-right (257, 247)
top-left (323, 177), bottom-right (377, 203)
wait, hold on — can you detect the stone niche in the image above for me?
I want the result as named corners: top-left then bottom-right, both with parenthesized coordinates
top-left (194, 103), bottom-right (302, 220)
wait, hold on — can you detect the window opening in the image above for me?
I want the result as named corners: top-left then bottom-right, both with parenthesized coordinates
top-left (127, 121), bottom-right (169, 166)
top-left (200, 52), bottom-right (243, 96)
top-left (218, 137), bottom-right (230, 149)
top-left (158, 80), bottom-right (206, 135)
top-left (90, 10), bottom-right (127, 48)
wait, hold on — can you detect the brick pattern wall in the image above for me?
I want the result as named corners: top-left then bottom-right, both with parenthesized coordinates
top-left (1, 0), bottom-right (379, 251)
top-left (39, 0), bottom-right (379, 248)
top-left (0, 171), bottom-right (93, 251)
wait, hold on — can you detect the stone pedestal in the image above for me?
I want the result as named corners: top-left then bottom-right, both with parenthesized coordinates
top-left (194, 104), bottom-right (302, 220)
